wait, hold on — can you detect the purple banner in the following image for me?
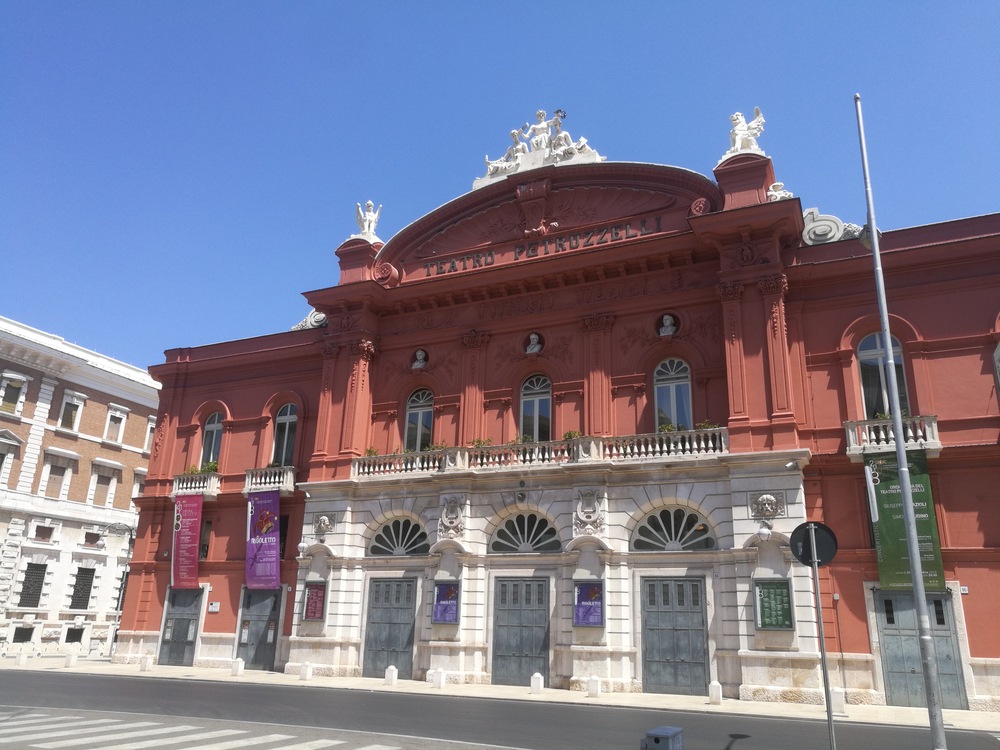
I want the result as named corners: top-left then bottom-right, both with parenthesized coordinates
top-left (432, 582), bottom-right (460, 624)
top-left (574, 581), bottom-right (604, 627)
top-left (246, 490), bottom-right (281, 589)
top-left (172, 494), bottom-right (203, 589)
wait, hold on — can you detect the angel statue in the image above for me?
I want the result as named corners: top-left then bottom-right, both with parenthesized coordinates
top-left (356, 200), bottom-right (382, 237)
top-left (727, 107), bottom-right (766, 155)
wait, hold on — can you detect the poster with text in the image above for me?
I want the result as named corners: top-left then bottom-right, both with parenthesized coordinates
top-left (303, 582), bottom-right (326, 621)
top-left (246, 490), bottom-right (281, 589)
top-left (868, 450), bottom-right (945, 591)
top-left (432, 582), bottom-right (460, 624)
top-left (574, 581), bottom-right (604, 627)
top-left (171, 494), bottom-right (203, 589)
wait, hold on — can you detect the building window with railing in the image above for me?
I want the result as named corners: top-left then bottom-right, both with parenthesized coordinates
top-left (858, 333), bottom-right (910, 419)
top-left (654, 358), bottom-right (692, 431)
top-left (272, 404), bottom-right (297, 466)
top-left (520, 375), bottom-right (551, 442)
top-left (404, 390), bottom-right (434, 452)
top-left (201, 412), bottom-right (223, 467)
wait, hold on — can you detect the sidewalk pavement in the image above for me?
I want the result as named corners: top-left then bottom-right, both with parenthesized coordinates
top-left (2, 655), bottom-right (998, 735)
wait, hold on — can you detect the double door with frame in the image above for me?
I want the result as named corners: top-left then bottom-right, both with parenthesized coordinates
top-left (641, 577), bottom-right (709, 695)
top-left (363, 578), bottom-right (417, 679)
top-left (236, 588), bottom-right (282, 671)
top-left (159, 588), bottom-right (203, 667)
top-left (492, 577), bottom-right (550, 687)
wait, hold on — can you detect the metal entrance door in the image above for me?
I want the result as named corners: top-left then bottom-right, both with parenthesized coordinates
top-left (362, 578), bottom-right (417, 679)
top-left (236, 588), bottom-right (281, 671)
top-left (876, 591), bottom-right (967, 709)
top-left (492, 578), bottom-right (549, 687)
top-left (641, 577), bottom-right (708, 695)
top-left (159, 588), bottom-right (202, 667)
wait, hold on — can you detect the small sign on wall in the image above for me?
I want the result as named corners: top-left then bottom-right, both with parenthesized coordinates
top-left (303, 582), bottom-right (326, 621)
top-left (207, 601), bottom-right (220, 613)
top-left (432, 582), bottom-right (460, 624)
top-left (754, 578), bottom-right (794, 630)
top-left (573, 581), bottom-right (604, 627)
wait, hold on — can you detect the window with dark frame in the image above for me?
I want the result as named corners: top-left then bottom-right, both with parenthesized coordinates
top-left (83, 532), bottom-right (101, 547)
top-left (199, 519), bottom-right (212, 561)
top-left (279, 515), bottom-right (289, 559)
top-left (65, 627), bottom-right (84, 643)
top-left (70, 567), bottom-right (96, 610)
top-left (34, 526), bottom-right (54, 542)
top-left (18, 563), bottom-right (46, 607)
top-left (12, 627), bottom-right (33, 643)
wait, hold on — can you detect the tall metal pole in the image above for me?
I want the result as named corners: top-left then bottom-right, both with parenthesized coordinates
top-left (854, 93), bottom-right (948, 750)
top-left (809, 523), bottom-right (837, 750)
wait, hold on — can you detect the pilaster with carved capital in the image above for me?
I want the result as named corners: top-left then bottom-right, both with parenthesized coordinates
top-left (339, 339), bottom-right (377, 458)
top-left (459, 331), bottom-right (489, 444)
top-left (757, 274), bottom-right (795, 422)
top-left (716, 281), bottom-right (744, 302)
top-left (311, 339), bottom-right (341, 465)
top-left (579, 315), bottom-right (615, 436)
top-left (716, 282), bottom-right (748, 419)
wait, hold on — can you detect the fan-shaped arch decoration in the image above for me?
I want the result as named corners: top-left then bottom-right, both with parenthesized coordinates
top-left (490, 513), bottom-right (561, 553)
top-left (631, 508), bottom-right (716, 551)
top-left (369, 518), bottom-right (431, 556)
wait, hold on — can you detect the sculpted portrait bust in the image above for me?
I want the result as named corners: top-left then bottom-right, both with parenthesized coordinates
top-left (412, 349), bottom-right (428, 369)
top-left (659, 315), bottom-right (677, 337)
top-left (525, 333), bottom-right (543, 354)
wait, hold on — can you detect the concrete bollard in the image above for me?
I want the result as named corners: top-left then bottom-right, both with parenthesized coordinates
top-left (231, 658), bottom-right (244, 676)
top-left (709, 680), bottom-right (723, 705)
top-left (432, 669), bottom-right (447, 689)
top-left (831, 686), bottom-right (846, 715)
top-left (139, 654), bottom-right (154, 672)
top-left (384, 665), bottom-right (398, 686)
top-left (588, 675), bottom-right (601, 698)
top-left (64, 652), bottom-right (78, 668)
top-left (15, 652), bottom-right (29, 667)
top-left (426, 669), bottom-right (435, 684)
top-left (299, 661), bottom-right (313, 681)
top-left (530, 672), bottom-right (543, 694)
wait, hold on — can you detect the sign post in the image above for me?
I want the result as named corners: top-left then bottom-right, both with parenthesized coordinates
top-left (791, 521), bottom-right (838, 750)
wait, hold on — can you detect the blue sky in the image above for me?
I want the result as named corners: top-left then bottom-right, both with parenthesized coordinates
top-left (2, 2), bottom-right (998, 371)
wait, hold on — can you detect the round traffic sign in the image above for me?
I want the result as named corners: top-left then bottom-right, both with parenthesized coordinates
top-left (789, 522), bottom-right (838, 567)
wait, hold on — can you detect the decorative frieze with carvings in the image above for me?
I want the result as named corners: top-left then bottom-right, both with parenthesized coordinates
top-left (579, 314), bottom-right (615, 333)
top-left (757, 274), bottom-right (788, 297)
top-left (348, 340), bottom-right (377, 360)
top-left (459, 331), bottom-right (491, 349)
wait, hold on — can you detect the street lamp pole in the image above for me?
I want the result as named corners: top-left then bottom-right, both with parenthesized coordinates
top-left (853, 93), bottom-right (948, 750)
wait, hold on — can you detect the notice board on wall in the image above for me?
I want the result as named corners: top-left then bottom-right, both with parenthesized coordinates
top-left (754, 578), bottom-right (794, 630)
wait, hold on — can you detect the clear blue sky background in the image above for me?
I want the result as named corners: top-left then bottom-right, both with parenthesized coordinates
top-left (2, 2), bottom-right (998, 372)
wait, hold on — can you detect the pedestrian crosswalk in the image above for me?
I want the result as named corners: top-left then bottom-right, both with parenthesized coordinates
top-left (0, 713), bottom-right (405, 750)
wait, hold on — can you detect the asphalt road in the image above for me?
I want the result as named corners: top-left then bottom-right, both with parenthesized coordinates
top-left (2, 671), bottom-right (996, 750)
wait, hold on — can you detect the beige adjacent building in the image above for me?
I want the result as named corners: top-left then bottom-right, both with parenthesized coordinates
top-left (0, 315), bottom-right (159, 655)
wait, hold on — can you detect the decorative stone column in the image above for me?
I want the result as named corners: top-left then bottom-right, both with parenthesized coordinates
top-left (309, 341), bottom-right (340, 467)
top-left (458, 331), bottom-right (489, 445)
top-left (579, 314), bottom-right (615, 437)
top-left (757, 274), bottom-right (797, 447)
top-left (716, 282), bottom-right (749, 447)
top-left (338, 340), bottom-right (377, 458)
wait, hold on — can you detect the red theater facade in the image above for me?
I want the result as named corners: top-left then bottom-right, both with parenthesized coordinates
top-left (117, 131), bottom-right (1000, 710)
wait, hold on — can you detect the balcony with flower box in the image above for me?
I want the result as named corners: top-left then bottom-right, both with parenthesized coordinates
top-left (243, 466), bottom-right (297, 497)
top-left (843, 415), bottom-right (941, 461)
top-left (351, 427), bottom-right (729, 480)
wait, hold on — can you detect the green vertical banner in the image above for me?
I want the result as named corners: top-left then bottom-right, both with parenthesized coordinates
top-left (867, 450), bottom-right (945, 591)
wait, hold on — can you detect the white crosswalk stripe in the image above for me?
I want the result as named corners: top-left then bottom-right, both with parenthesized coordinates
top-left (269, 741), bottom-right (346, 750)
top-left (179, 735), bottom-right (295, 750)
top-left (352, 746), bottom-right (402, 750)
top-left (98, 729), bottom-right (246, 750)
top-left (0, 716), bottom-right (50, 725)
top-left (0, 720), bottom-right (118, 737)
top-left (0, 722), bottom-right (157, 744)
top-left (34, 726), bottom-right (199, 749)
top-left (0, 718), bottom-right (80, 733)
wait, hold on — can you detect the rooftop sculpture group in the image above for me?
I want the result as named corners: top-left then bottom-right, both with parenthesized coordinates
top-left (474, 109), bottom-right (604, 189)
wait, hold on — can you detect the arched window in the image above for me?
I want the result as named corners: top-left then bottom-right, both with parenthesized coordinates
top-left (201, 412), bottom-right (223, 467)
top-left (490, 513), bottom-right (561, 553)
top-left (858, 333), bottom-right (910, 419)
top-left (272, 404), bottom-right (297, 466)
top-left (520, 375), bottom-right (551, 442)
top-left (404, 389), bottom-right (434, 452)
top-left (369, 518), bottom-right (430, 556)
top-left (631, 508), bottom-right (716, 551)
top-left (654, 358), bottom-right (692, 430)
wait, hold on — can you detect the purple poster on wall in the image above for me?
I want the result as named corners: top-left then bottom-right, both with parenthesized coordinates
top-left (246, 490), bottom-right (281, 589)
top-left (171, 494), bottom-right (203, 589)
top-left (432, 582), bottom-right (460, 624)
top-left (574, 581), bottom-right (604, 627)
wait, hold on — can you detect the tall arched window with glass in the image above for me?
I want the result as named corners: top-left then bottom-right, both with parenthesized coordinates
top-left (272, 404), bottom-right (297, 466)
top-left (520, 375), bottom-right (551, 442)
top-left (858, 333), bottom-right (910, 419)
top-left (201, 412), bottom-right (223, 467)
top-left (654, 358), bottom-right (692, 430)
top-left (404, 390), bottom-right (434, 452)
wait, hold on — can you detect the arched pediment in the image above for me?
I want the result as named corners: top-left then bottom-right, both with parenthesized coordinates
top-left (374, 162), bottom-right (722, 288)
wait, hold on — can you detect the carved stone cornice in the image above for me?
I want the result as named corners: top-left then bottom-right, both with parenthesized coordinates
top-left (460, 331), bottom-right (491, 349)
top-left (716, 281), bottom-right (744, 302)
top-left (347, 339), bottom-right (377, 360)
top-left (579, 314), bottom-right (615, 333)
top-left (757, 274), bottom-right (789, 298)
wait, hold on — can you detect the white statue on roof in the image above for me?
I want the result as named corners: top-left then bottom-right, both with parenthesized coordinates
top-left (351, 200), bottom-right (383, 243)
top-left (721, 107), bottom-right (766, 163)
top-left (486, 130), bottom-right (529, 176)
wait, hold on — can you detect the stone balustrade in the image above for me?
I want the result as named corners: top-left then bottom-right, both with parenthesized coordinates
top-left (351, 429), bottom-right (729, 479)
top-left (243, 466), bottom-right (297, 496)
top-left (843, 415), bottom-right (941, 461)
top-left (170, 472), bottom-right (221, 498)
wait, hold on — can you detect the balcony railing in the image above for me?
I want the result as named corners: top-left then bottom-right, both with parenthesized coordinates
top-left (171, 472), bottom-right (221, 498)
top-left (243, 466), bottom-right (297, 497)
top-left (351, 428), bottom-right (729, 480)
top-left (843, 415), bottom-right (941, 461)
